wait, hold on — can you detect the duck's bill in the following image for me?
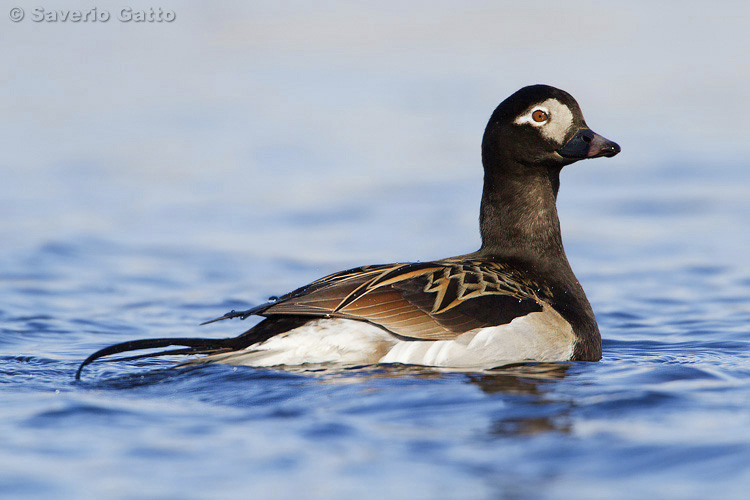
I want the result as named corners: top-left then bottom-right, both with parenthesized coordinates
top-left (557, 128), bottom-right (621, 159)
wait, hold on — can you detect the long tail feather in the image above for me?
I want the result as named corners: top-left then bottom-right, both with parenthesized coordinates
top-left (75, 337), bottom-right (233, 380)
top-left (76, 316), bottom-right (313, 380)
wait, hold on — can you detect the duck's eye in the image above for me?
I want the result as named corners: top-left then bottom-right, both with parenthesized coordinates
top-left (532, 110), bottom-right (549, 123)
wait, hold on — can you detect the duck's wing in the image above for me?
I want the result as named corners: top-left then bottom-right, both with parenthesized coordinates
top-left (208, 260), bottom-right (550, 341)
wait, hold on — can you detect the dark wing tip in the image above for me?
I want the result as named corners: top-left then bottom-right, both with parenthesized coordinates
top-left (200, 314), bottom-right (231, 326)
top-left (200, 303), bottom-right (271, 325)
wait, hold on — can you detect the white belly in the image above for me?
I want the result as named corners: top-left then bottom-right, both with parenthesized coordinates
top-left (192, 307), bottom-right (575, 370)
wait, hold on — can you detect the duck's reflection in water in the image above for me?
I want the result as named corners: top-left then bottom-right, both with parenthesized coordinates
top-left (310, 362), bottom-right (574, 436)
top-left (470, 363), bottom-right (573, 436)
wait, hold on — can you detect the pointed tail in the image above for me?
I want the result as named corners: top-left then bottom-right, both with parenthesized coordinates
top-left (75, 315), bottom-right (312, 380)
top-left (75, 336), bottom-right (236, 380)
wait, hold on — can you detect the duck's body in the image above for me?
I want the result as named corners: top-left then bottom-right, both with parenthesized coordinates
top-left (194, 312), bottom-right (573, 369)
top-left (76, 85), bottom-right (620, 379)
top-left (186, 257), bottom-right (587, 369)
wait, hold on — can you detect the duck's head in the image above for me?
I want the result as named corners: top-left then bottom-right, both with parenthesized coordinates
top-left (482, 85), bottom-right (620, 171)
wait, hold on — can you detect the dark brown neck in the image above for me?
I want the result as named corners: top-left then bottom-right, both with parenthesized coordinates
top-left (477, 162), bottom-right (566, 264)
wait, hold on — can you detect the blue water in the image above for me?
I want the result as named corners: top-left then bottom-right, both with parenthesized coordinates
top-left (2, 2), bottom-right (750, 499)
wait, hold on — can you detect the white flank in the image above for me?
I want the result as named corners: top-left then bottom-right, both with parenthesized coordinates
top-left (380, 308), bottom-right (574, 368)
top-left (194, 306), bottom-right (575, 370)
top-left (193, 319), bottom-right (395, 367)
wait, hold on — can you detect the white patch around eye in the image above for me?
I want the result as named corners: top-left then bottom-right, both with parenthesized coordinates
top-left (514, 98), bottom-right (575, 145)
top-left (514, 106), bottom-right (550, 127)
